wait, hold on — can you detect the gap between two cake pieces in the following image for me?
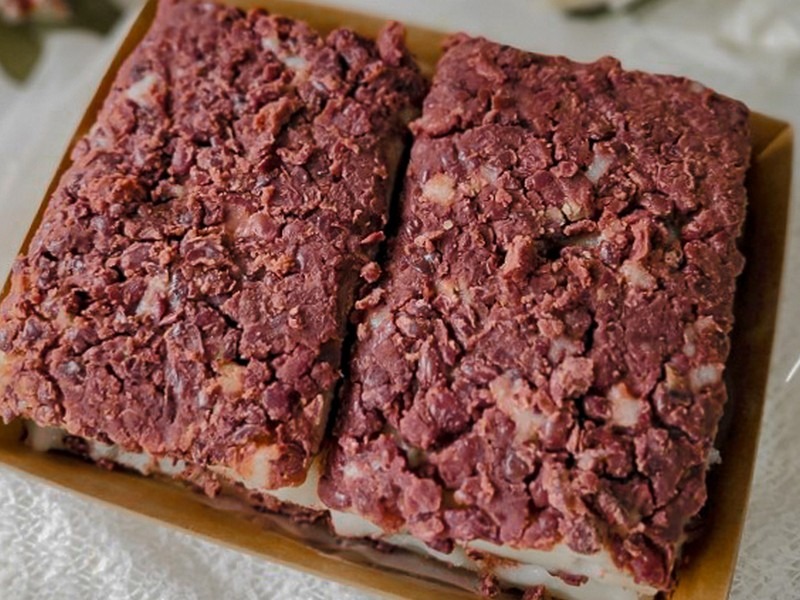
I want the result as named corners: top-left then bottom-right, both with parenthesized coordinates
top-left (0, 1), bottom-right (753, 599)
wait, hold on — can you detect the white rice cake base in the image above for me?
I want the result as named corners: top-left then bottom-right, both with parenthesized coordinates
top-left (25, 422), bottom-right (657, 600)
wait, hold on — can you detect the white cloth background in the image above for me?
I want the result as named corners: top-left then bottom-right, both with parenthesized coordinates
top-left (0, 1), bottom-right (798, 598)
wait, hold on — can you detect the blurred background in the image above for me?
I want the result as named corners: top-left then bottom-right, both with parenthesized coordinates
top-left (0, 1), bottom-right (798, 599)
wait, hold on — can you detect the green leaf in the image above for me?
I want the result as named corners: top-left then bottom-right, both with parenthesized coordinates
top-left (69, 0), bottom-right (123, 34)
top-left (0, 22), bottom-right (42, 83)
top-left (43, 0), bottom-right (123, 35)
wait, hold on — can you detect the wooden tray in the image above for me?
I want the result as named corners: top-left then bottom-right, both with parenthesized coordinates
top-left (0, 1), bottom-right (793, 598)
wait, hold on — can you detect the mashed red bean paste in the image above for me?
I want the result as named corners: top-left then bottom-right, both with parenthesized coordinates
top-left (0, 0), bottom-right (425, 489)
top-left (320, 34), bottom-right (750, 592)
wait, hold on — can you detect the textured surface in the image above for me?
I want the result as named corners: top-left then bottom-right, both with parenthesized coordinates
top-left (322, 34), bottom-right (749, 590)
top-left (0, 0), bottom-right (798, 599)
top-left (0, 467), bottom-right (372, 600)
top-left (0, 0), bottom-right (424, 489)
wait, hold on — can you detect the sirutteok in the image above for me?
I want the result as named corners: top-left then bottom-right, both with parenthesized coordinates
top-left (1, 2), bottom-right (751, 599)
top-left (320, 35), bottom-right (749, 599)
top-left (0, 0), bottom-right (425, 498)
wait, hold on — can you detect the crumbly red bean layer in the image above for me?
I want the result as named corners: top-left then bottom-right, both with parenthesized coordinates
top-left (0, 0), bottom-right (425, 488)
top-left (320, 35), bottom-right (749, 589)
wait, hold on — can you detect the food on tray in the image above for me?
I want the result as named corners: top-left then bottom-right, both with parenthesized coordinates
top-left (0, 0), bottom-right (425, 497)
top-left (319, 34), bottom-right (750, 599)
top-left (0, 1), bottom-right (753, 598)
